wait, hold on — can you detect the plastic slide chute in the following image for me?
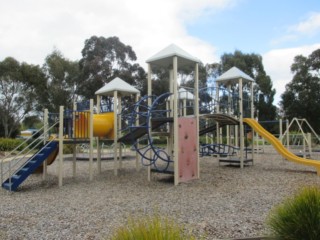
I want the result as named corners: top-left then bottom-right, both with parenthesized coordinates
top-left (244, 118), bottom-right (320, 175)
top-left (74, 112), bottom-right (114, 139)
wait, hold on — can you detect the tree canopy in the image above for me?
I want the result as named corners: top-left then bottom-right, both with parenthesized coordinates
top-left (0, 57), bottom-right (41, 137)
top-left (78, 36), bottom-right (146, 99)
top-left (281, 49), bottom-right (320, 131)
top-left (35, 50), bottom-right (80, 112)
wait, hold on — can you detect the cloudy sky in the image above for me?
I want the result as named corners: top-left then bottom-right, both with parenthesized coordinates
top-left (1, 0), bottom-right (320, 105)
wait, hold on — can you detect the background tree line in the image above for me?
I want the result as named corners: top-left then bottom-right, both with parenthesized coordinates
top-left (1, 35), bottom-right (318, 138)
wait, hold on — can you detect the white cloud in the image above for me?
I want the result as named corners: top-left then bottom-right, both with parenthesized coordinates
top-left (263, 43), bottom-right (320, 106)
top-left (271, 12), bottom-right (320, 45)
top-left (0, 0), bottom-right (232, 67)
top-left (289, 12), bottom-right (320, 35)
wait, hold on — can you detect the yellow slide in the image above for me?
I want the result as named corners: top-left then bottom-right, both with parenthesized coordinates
top-left (244, 118), bottom-right (320, 175)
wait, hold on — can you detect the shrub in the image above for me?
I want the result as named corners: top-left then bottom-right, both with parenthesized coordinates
top-left (63, 144), bottom-right (74, 154)
top-left (109, 213), bottom-right (197, 240)
top-left (0, 138), bottom-right (26, 152)
top-left (267, 186), bottom-right (320, 240)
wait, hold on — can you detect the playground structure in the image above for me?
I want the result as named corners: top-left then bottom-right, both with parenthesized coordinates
top-left (0, 77), bottom-right (141, 191)
top-left (281, 118), bottom-right (320, 157)
top-left (2, 44), bottom-right (320, 192)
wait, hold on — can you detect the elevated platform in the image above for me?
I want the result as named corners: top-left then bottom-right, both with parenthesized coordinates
top-left (200, 113), bottom-right (239, 135)
top-left (200, 113), bottom-right (239, 125)
top-left (62, 138), bottom-right (114, 144)
top-left (118, 117), bottom-right (173, 143)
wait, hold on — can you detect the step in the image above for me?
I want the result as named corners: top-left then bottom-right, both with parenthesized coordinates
top-left (25, 160), bottom-right (37, 167)
top-left (34, 153), bottom-right (45, 159)
top-left (11, 175), bottom-right (21, 181)
top-left (20, 167), bottom-right (30, 172)
top-left (2, 182), bottom-right (14, 191)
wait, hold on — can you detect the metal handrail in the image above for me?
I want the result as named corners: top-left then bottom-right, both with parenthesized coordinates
top-left (1, 121), bottom-right (59, 186)
top-left (1, 126), bottom-right (46, 161)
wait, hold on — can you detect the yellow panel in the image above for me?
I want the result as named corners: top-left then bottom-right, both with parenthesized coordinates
top-left (74, 112), bottom-right (114, 139)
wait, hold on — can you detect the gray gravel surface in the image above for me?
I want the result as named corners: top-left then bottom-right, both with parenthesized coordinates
top-left (1, 148), bottom-right (320, 239)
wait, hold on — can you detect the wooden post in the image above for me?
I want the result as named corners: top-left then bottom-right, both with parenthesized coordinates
top-left (215, 81), bottom-right (220, 143)
top-left (286, 120), bottom-right (290, 149)
top-left (183, 98), bottom-right (187, 116)
top-left (89, 99), bottom-right (94, 181)
top-left (250, 81), bottom-right (254, 161)
top-left (227, 84), bottom-right (231, 146)
top-left (307, 132), bottom-right (312, 157)
top-left (135, 93), bottom-right (140, 171)
top-left (72, 102), bottom-right (77, 177)
top-left (235, 125), bottom-right (239, 147)
top-left (168, 70), bottom-right (174, 169)
top-left (113, 91), bottom-right (118, 176)
top-left (239, 78), bottom-right (244, 169)
top-left (43, 109), bottom-right (48, 180)
top-left (173, 56), bottom-right (179, 185)
top-left (58, 106), bottom-right (64, 187)
top-left (118, 95), bottom-right (123, 169)
top-left (96, 95), bottom-right (101, 174)
top-left (194, 63), bottom-right (200, 179)
top-left (147, 64), bottom-right (152, 181)
top-left (97, 138), bottom-right (101, 173)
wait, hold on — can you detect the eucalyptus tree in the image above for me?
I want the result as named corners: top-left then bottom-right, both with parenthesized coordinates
top-left (0, 57), bottom-right (42, 137)
top-left (78, 36), bottom-right (146, 99)
top-left (281, 49), bottom-right (320, 131)
top-left (36, 50), bottom-right (80, 112)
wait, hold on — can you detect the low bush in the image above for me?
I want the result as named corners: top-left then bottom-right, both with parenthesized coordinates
top-left (63, 144), bottom-right (74, 154)
top-left (267, 186), bottom-right (320, 239)
top-left (0, 138), bottom-right (26, 152)
top-left (109, 213), bottom-right (197, 240)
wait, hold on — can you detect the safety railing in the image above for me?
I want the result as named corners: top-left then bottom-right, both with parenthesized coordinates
top-left (1, 121), bottom-right (59, 187)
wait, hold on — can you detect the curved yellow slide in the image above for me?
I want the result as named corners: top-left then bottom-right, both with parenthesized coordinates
top-left (244, 118), bottom-right (320, 175)
top-left (74, 112), bottom-right (114, 139)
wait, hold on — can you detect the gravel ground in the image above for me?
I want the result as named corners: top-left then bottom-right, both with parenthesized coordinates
top-left (1, 147), bottom-right (320, 239)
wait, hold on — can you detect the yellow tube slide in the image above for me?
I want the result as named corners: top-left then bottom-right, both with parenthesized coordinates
top-left (244, 118), bottom-right (320, 175)
top-left (74, 112), bottom-right (114, 139)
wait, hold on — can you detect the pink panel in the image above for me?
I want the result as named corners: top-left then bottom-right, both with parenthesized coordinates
top-left (178, 117), bottom-right (198, 182)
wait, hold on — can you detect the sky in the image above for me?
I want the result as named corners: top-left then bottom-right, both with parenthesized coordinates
top-left (0, 0), bottom-right (320, 105)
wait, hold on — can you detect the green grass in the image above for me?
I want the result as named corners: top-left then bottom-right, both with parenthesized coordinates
top-left (109, 213), bottom-right (197, 240)
top-left (266, 186), bottom-right (320, 240)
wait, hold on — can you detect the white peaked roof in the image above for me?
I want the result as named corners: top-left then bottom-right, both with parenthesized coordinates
top-left (216, 66), bottom-right (254, 83)
top-left (146, 44), bottom-right (200, 67)
top-left (178, 88), bottom-right (195, 100)
top-left (95, 77), bottom-right (140, 96)
top-left (169, 88), bottom-right (195, 100)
